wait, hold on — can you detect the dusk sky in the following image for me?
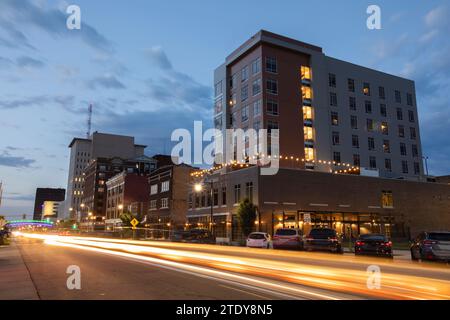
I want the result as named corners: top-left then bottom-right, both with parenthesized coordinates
top-left (0, 0), bottom-right (449, 218)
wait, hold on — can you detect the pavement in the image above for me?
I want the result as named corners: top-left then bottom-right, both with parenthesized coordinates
top-left (0, 242), bottom-right (39, 300)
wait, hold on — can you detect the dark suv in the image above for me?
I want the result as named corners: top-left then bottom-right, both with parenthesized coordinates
top-left (410, 231), bottom-right (450, 262)
top-left (304, 228), bottom-right (343, 253)
top-left (355, 234), bottom-right (393, 258)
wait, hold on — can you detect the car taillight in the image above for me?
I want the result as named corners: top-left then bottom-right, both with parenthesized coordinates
top-left (356, 241), bottom-right (364, 246)
top-left (329, 237), bottom-right (338, 242)
top-left (423, 240), bottom-right (437, 246)
top-left (383, 241), bottom-right (392, 247)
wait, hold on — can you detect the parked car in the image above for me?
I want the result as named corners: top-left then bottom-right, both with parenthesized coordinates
top-left (185, 228), bottom-right (216, 244)
top-left (304, 228), bottom-right (343, 253)
top-left (170, 230), bottom-right (190, 242)
top-left (246, 232), bottom-right (271, 248)
top-left (410, 231), bottom-right (450, 262)
top-left (272, 228), bottom-right (303, 250)
top-left (355, 233), bottom-right (393, 258)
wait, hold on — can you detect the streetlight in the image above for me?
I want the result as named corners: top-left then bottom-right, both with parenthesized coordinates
top-left (194, 181), bottom-right (214, 236)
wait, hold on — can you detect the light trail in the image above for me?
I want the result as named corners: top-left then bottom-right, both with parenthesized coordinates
top-left (15, 232), bottom-right (450, 300)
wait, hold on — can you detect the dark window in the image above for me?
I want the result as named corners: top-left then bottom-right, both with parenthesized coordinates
top-left (398, 125), bottom-right (405, 138)
top-left (234, 184), bottom-right (241, 204)
top-left (349, 96), bottom-right (356, 110)
top-left (379, 86), bottom-right (385, 99)
top-left (352, 135), bottom-right (359, 148)
top-left (410, 127), bottom-right (416, 140)
top-left (214, 81), bottom-right (222, 97)
top-left (395, 90), bottom-right (401, 103)
top-left (412, 144), bottom-right (419, 157)
top-left (241, 85), bottom-right (248, 102)
top-left (380, 104), bottom-right (387, 117)
top-left (383, 140), bottom-right (390, 153)
top-left (332, 131), bottom-right (340, 145)
top-left (221, 186), bottom-right (226, 205)
top-left (369, 156), bottom-right (377, 169)
top-left (245, 182), bottom-right (253, 202)
top-left (252, 78), bottom-right (261, 96)
top-left (365, 100), bottom-right (372, 114)
top-left (402, 160), bottom-right (409, 174)
top-left (241, 65), bottom-right (248, 82)
top-left (408, 110), bottom-right (415, 122)
top-left (266, 79), bottom-right (278, 94)
top-left (367, 118), bottom-right (374, 131)
top-left (267, 99), bottom-right (279, 115)
top-left (396, 108), bottom-right (403, 120)
top-left (414, 162), bottom-right (420, 175)
top-left (348, 78), bottom-right (355, 92)
top-left (333, 151), bottom-right (341, 163)
top-left (353, 154), bottom-right (360, 166)
top-left (266, 57), bottom-right (277, 73)
top-left (329, 73), bottom-right (336, 87)
top-left (407, 93), bottom-right (413, 106)
top-left (428, 233), bottom-right (450, 241)
top-left (368, 137), bottom-right (375, 150)
top-left (275, 229), bottom-right (297, 236)
top-left (385, 158), bottom-right (392, 171)
top-left (350, 115), bottom-right (358, 129)
top-left (330, 92), bottom-right (337, 106)
top-left (267, 120), bottom-right (279, 133)
top-left (400, 143), bottom-right (407, 156)
top-left (251, 58), bottom-right (261, 75)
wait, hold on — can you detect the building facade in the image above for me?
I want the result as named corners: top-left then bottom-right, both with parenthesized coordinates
top-left (33, 188), bottom-right (65, 220)
top-left (214, 30), bottom-right (424, 180)
top-left (189, 166), bottom-right (450, 243)
top-left (65, 132), bottom-right (147, 220)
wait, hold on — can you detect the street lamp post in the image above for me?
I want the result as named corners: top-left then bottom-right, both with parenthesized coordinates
top-left (194, 180), bottom-right (214, 236)
top-left (80, 203), bottom-right (93, 232)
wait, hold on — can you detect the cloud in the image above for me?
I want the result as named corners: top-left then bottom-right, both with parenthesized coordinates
top-left (87, 74), bottom-right (126, 90)
top-left (424, 5), bottom-right (449, 28)
top-left (0, 151), bottom-right (36, 168)
top-left (16, 56), bottom-right (45, 68)
top-left (0, 0), bottom-right (114, 53)
top-left (145, 46), bottom-right (173, 70)
top-left (0, 94), bottom-right (83, 114)
top-left (2, 193), bottom-right (35, 201)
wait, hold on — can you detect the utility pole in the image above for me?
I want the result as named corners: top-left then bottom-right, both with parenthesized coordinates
top-left (86, 103), bottom-right (93, 138)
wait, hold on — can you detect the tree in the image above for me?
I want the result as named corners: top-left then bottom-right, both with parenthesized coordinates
top-left (120, 212), bottom-right (134, 227)
top-left (236, 198), bottom-right (257, 237)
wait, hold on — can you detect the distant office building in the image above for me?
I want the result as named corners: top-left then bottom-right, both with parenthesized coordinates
top-left (214, 30), bottom-right (424, 179)
top-left (65, 132), bottom-right (148, 220)
top-left (42, 201), bottom-right (64, 221)
top-left (33, 188), bottom-right (65, 220)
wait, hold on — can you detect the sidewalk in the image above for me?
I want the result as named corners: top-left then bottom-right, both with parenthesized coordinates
top-left (0, 240), bottom-right (39, 300)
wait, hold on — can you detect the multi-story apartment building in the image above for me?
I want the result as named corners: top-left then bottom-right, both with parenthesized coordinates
top-left (66, 132), bottom-right (147, 220)
top-left (214, 30), bottom-right (424, 180)
top-left (33, 188), bottom-right (65, 220)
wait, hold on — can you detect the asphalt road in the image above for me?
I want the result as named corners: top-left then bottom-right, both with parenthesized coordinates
top-left (11, 234), bottom-right (450, 300)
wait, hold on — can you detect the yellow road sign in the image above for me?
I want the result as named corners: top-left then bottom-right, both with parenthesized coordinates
top-left (130, 218), bottom-right (139, 229)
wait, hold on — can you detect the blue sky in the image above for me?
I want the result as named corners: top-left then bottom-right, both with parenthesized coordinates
top-left (0, 0), bottom-right (449, 218)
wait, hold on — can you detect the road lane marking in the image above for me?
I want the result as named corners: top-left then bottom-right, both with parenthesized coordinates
top-left (218, 284), bottom-right (272, 300)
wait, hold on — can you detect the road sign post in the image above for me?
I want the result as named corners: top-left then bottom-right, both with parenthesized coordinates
top-left (130, 218), bottom-right (139, 240)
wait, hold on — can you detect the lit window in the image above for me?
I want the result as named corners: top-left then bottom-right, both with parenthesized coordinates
top-left (150, 184), bottom-right (158, 195)
top-left (363, 83), bottom-right (371, 96)
top-left (303, 106), bottom-right (313, 121)
top-left (161, 181), bottom-right (170, 193)
top-left (304, 127), bottom-right (314, 141)
top-left (381, 191), bottom-right (393, 208)
top-left (381, 122), bottom-right (388, 135)
top-left (304, 147), bottom-right (314, 162)
top-left (161, 198), bottom-right (169, 209)
top-left (301, 66), bottom-right (311, 80)
top-left (302, 86), bottom-right (312, 100)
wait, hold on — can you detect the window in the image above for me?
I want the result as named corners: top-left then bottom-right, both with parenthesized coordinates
top-left (398, 125), bottom-right (405, 138)
top-left (252, 78), bottom-right (261, 96)
top-left (214, 81), bottom-right (222, 97)
top-left (329, 73), bottom-right (336, 87)
top-left (241, 105), bottom-right (249, 122)
top-left (380, 104), bottom-right (387, 117)
top-left (161, 181), bottom-right (170, 192)
top-left (214, 98), bottom-right (223, 114)
top-left (368, 137), bottom-right (375, 150)
top-left (245, 182), bottom-right (253, 202)
top-left (402, 160), bottom-right (409, 174)
top-left (414, 162), bottom-right (420, 175)
top-left (381, 122), bottom-right (388, 135)
top-left (352, 135), bottom-right (359, 148)
top-left (331, 112), bottom-right (339, 126)
top-left (161, 198), bottom-right (169, 209)
top-left (213, 188), bottom-right (219, 206)
top-left (231, 111), bottom-right (237, 127)
top-left (251, 58), bottom-right (260, 75)
top-left (305, 147), bottom-right (314, 162)
top-left (408, 110), bottom-right (415, 122)
top-left (241, 65), bottom-right (248, 82)
top-left (385, 159), bottom-right (392, 172)
top-left (333, 151), bottom-right (341, 163)
top-left (150, 184), bottom-right (158, 195)
top-left (234, 184), bottom-right (241, 204)
top-left (230, 93), bottom-right (237, 107)
top-left (230, 73), bottom-right (237, 89)
top-left (396, 108), bottom-right (403, 120)
top-left (303, 106), bottom-right (313, 121)
top-left (351, 115), bottom-right (358, 129)
top-left (267, 99), bottom-right (279, 115)
top-left (410, 127), bottom-right (417, 140)
top-left (353, 154), bottom-right (360, 166)
top-left (267, 120), bottom-right (279, 134)
top-left (379, 86), bottom-right (385, 99)
top-left (266, 57), bottom-right (277, 73)
top-left (400, 142), bottom-right (407, 156)
top-left (381, 191), bottom-right (393, 208)
top-left (395, 90), bottom-right (401, 103)
top-left (363, 82), bottom-right (371, 96)
top-left (332, 131), bottom-right (340, 145)
top-left (365, 100), bottom-right (372, 114)
top-left (253, 120), bottom-right (261, 131)
top-left (302, 86), bottom-right (312, 100)
top-left (253, 100), bottom-right (261, 117)
top-left (383, 140), bottom-right (390, 153)
top-left (349, 97), bottom-right (356, 110)
top-left (266, 79), bottom-right (278, 94)
top-left (150, 200), bottom-right (157, 210)
top-left (241, 85), bottom-right (248, 102)
top-left (330, 92), bottom-right (337, 106)
top-left (301, 65), bottom-right (311, 80)
top-left (221, 186), bottom-right (226, 206)
top-left (304, 126), bottom-right (313, 141)
top-left (348, 78), bottom-right (355, 92)
top-left (369, 156), bottom-right (377, 169)
top-left (367, 118), bottom-right (374, 131)
top-left (214, 115), bottom-right (222, 129)
top-left (407, 93), bottom-right (413, 106)
top-left (412, 144), bottom-right (419, 157)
